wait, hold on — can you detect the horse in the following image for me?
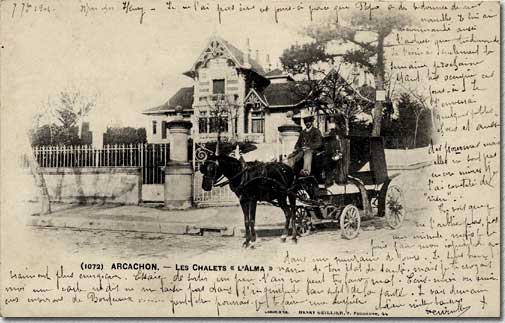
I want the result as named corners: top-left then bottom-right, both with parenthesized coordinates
top-left (200, 154), bottom-right (300, 248)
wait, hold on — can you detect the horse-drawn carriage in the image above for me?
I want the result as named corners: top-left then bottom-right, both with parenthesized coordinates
top-left (292, 135), bottom-right (406, 240)
top-left (200, 134), bottom-right (406, 246)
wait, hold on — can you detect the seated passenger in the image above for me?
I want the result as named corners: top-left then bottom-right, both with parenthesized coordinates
top-left (323, 120), bottom-right (345, 186)
top-left (287, 114), bottom-right (322, 176)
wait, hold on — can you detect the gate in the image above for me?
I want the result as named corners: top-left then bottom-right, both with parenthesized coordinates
top-left (192, 142), bottom-right (238, 206)
top-left (141, 143), bottom-right (169, 202)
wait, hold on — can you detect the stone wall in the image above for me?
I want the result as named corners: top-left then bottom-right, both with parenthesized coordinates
top-left (26, 167), bottom-right (141, 205)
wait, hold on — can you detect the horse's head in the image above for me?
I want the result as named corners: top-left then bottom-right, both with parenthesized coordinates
top-left (200, 156), bottom-right (222, 191)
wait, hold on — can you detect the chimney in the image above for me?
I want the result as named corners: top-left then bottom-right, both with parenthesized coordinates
top-left (255, 49), bottom-right (260, 65)
top-left (265, 54), bottom-right (271, 72)
top-left (244, 38), bottom-right (251, 67)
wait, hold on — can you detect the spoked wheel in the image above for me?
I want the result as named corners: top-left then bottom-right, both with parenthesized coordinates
top-left (384, 185), bottom-right (405, 229)
top-left (296, 189), bottom-right (312, 204)
top-left (295, 206), bottom-right (312, 237)
top-left (340, 204), bottom-right (361, 240)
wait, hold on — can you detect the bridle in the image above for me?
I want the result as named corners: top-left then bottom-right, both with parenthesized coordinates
top-left (202, 158), bottom-right (247, 188)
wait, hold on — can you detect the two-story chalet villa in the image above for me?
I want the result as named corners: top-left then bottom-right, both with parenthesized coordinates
top-left (143, 36), bottom-right (372, 144)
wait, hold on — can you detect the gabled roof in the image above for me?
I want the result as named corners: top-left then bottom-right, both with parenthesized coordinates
top-left (265, 68), bottom-right (295, 82)
top-left (143, 87), bottom-right (194, 115)
top-left (244, 88), bottom-right (269, 107)
top-left (184, 36), bottom-right (265, 78)
top-left (220, 38), bottom-right (265, 75)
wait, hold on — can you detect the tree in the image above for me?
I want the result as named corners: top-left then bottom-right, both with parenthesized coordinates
top-left (280, 41), bottom-right (334, 81)
top-left (30, 90), bottom-right (97, 146)
top-left (280, 41), bottom-right (374, 134)
top-left (279, 41), bottom-right (336, 110)
top-left (56, 90), bottom-right (95, 134)
top-left (205, 94), bottom-right (239, 153)
top-left (311, 67), bottom-right (373, 135)
top-left (403, 91), bottom-right (432, 148)
top-left (307, 8), bottom-right (411, 135)
top-left (396, 92), bottom-right (432, 148)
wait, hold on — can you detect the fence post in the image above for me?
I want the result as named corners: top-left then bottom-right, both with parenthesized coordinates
top-left (140, 143), bottom-right (144, 184)
top-left (164, 106), bottom-right (193, 209)
top-left (277, 111), bottom-right (301, 162)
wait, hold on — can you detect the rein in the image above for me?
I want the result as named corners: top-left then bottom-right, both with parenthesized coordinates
top-left (213, 166), bottom-right (248, 187)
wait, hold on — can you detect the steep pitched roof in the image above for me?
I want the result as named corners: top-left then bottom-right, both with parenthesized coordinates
top-left (220, 38), bottom-right (265, 75)
top-left (184, 37), bottom-right (265, 78)
top-left (143, 87), bottom-right (194, 114)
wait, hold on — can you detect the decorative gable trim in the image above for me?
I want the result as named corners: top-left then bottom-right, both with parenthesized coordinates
top-left (189, 37), bottom-right (241, 76)
top-left (244, 88), bottom-right (269, 108)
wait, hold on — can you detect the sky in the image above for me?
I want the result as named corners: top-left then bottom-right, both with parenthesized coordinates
top-left (1, 0), bottom-right (326, 133)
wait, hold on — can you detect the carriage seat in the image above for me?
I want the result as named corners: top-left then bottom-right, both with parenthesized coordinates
top-left (293, 133), bottom-right (344, 185)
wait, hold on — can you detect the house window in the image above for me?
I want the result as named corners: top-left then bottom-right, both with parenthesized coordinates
top-left (199, 112), bottom-right (228, 134)
top-left (209, 116), bottom-right (228, 133)
top-left (161, 121), bottom-right (167, 139)
top-left (244, 108), bottom-right (249, 133)
top-left (199, 112), bottom-right (208, 133)
top-left (213, 79), bottom-right (225, 95)
top-left (152, 121), bottom-right (157, 135)
top-left (251, 112), bottom-right (264, 133)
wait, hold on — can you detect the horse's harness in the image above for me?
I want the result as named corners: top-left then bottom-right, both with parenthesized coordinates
top-left (205, 158), bottom-right (325, 207)
top-left (205, 159), bottom-right (247, 188)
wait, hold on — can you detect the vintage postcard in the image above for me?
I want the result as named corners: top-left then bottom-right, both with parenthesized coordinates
top-left (0, 0), bottom-right (501, 317)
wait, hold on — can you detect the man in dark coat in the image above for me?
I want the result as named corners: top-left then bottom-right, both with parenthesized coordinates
top-left (288, 115), bottom-right (322, 176)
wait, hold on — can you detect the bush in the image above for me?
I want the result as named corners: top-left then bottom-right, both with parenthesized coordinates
top-left (103, 127), bottom-right (146, 145)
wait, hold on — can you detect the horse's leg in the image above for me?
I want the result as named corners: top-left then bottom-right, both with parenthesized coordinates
top-left (279, 197), bottom-right (290, 242)
top-left (248, 199), bottom-right (257, 248)
top-left (240, 198), bottom-right (250, 247)
top-left (289, 194), bottom-right (298, 243)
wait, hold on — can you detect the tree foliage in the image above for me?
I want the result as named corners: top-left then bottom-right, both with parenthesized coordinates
top-left (279, 42), bottom-right (334, 80)
top-left (55, 91), bottom-right (96, 128)
top-left (103, 127), bottom-right (147, 145)
top-left (306, 9), bottom-right (412, 135)
top-left (310, 68), bottom-right (374, 135)
top-left (392, 93), bottom-right (432, 148)
top-left (30, 90), bottom-right (97, 146)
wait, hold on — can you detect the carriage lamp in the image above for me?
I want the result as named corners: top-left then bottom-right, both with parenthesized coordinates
top-left (332, 151), bottom-right (343, 161)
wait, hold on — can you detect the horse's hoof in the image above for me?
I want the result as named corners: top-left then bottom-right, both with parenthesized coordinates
top-left (242, 241), bottom-right (249, 248)
top-left (291, 237), bottom-right (298, 244)
top-left (280, 235), bottom-right (287, 243)
top-left (249, 241), bottom-right (256, 249)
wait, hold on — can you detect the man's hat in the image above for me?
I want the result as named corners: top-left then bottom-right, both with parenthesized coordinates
top-left (301, 110), bottom-right (315, 121)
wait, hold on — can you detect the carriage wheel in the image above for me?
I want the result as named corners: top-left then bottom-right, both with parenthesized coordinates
top-left (384, 185), bottom-right (405, 229)
top-left (340, 204), bottom-right (360, 240)
top-left (296, 189), bottom-right (311, 204)
top-left (295, 207), bottom-right (312, 237)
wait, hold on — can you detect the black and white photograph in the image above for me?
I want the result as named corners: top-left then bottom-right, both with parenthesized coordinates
top-left (0, 0), bottom-right (500, 317)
